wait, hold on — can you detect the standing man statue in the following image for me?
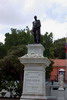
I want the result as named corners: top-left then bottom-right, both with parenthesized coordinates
top-left (32, 16), bottom-right (41, 43)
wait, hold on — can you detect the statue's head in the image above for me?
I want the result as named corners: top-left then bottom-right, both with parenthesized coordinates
top-left (34, 16), bottom-right (37, 20)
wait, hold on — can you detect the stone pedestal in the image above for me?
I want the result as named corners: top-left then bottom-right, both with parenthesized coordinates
top-left (58, 90), bottom-right (65, 100)
top-left (58, 71), bottom-right (65, 100)
top-left (27, 44), bottom-right (44, 56)
top-left (19, 44), bottom-right (55, 100)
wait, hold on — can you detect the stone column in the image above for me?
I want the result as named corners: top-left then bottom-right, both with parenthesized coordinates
top-left (58, 90), bottom-right (65, 100)
top-left (19, 44), bottom-right (51, 100)
top-left (58, 73), bottom-right (65, 100)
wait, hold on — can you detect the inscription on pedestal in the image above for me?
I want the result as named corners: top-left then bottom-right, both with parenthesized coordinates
top-left (23, 71), bottom-right (42, 94)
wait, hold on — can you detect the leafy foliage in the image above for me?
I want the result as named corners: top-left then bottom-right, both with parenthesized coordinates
top-left (7, 45), bottom-right (27, 57)
top-left (0, 43), bottom-right (7, 59)
top-left (42, 32), bottom-right (54, 58)
top-left (5, 28), bottom-right (34, 50)
top-left (0, 55), bottom-right (23, 81)
top-left (53, 38), bottom-right (66, 59)
top-left (0, 44), bottom-right (27, 97)
top-left (46, 60), bottom-right (54, 80)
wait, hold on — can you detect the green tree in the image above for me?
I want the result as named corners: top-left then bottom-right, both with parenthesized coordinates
top-left (5, 29), bottom-right (18, 49)
top-left (46, 60), bottom-right (54, 80)
top-left (5, 27), bottom-right (34, 49)
top-left (0, 55), bottom-right (23, 81)
top-left (7, 45), bottom-right (27, 57)
top-left (42, 32), bottom-right (54, 58)
top-left (0, 43), bottom-right (7, 59)
top-left (0, 44), bottom-right (27, 97)
top-left (53, 38), bottom-right (65, 59)
top-left (0, 55), bottom-right (23, 97)
top-left (0, 44), bottom-right (27, 80)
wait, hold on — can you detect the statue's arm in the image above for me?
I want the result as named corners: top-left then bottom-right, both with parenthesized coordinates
top-left (37, 20), bottom-right (41, 28)
top-left (39, 20), bottom-right (41, 27)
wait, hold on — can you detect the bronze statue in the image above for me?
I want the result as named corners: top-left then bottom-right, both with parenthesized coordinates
top-left (32, 16), bottom-right (41, 43)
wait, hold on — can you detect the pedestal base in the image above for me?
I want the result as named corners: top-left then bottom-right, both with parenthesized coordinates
top-left (58, 89), bottom-right (65, 100)
top-left (58, 88), bottom-right (64, 90)
top-left (20, 95), bottom-right (56, 100)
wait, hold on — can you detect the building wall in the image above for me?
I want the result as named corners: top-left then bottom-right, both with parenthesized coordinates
top-left (50, 66), bottom-right (66, 81)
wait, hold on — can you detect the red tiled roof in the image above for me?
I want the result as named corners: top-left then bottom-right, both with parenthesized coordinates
top-left (51, 59), bottom-right (67, 67)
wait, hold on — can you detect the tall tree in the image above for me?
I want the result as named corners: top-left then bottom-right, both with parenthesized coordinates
top-left (42, 32), bottom-right (54, 58)
top-left (7, 45), bottom-right (27, 57)
top-left (5, 27), bottom-right (34, 50)
top-left (53, 38), bottom-right (65, 59)
top-left (0, 43), bottom-right (7, 59)
top-left (5, 29), bottom-right (18, 49)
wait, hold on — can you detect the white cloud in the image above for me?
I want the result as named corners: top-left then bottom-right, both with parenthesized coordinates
top-left (46, 0), bottom-right (67, 7)
top-left (23, 0), bottom-right (35, 12)
top-left (42, 18), bottom-right (67, 40)
top-left (0, 34), bottom-right (5, 43)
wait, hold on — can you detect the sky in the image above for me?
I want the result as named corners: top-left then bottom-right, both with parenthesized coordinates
top-left (0, 0), bottom-right (67, 43)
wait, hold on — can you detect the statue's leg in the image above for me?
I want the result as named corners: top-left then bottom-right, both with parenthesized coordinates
top-left (36, 29), bottom-right (40, 43)
top-left (36, 31), bottom-right (38, 43)
top-left (38, 29), bottom-right (41, 43)
top-left (34, 32), bottom-right (37, 43)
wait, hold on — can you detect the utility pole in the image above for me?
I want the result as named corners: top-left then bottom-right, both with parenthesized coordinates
top-left (65, 35), bottom-right (67, 82)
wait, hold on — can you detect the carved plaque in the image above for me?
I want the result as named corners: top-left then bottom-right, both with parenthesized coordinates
top-left (23, 71), bottom-right (42, 94)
